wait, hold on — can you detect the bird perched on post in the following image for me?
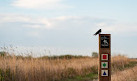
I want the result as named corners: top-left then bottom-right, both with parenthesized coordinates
top-left (94, 29), bottom-right (101, 36)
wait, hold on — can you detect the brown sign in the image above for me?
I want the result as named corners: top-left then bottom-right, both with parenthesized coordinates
top-left (99, 34), bottom-right (111, 81)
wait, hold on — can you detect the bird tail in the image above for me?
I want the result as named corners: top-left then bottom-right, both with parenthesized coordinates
top-left (93, 34), bottom-right (96, 36)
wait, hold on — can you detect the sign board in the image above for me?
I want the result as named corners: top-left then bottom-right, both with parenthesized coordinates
top-left (99, 34), bottom-right (111, 81)
top-left (101, 62), bottom-right (108, 68)
top-left (101, 54), bottom-right (108, 60)
top-left (101, 36), bottom-right (110, 48)
top-left (101, 70), bottom-right (108, 76)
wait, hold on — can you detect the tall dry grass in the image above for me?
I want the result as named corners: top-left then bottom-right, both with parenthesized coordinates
top-left (0, 56), bottom-right (98, 81)
top-left (112, 66), bottom-right (137, 81)
top-left (111, 55), bottom-right (130, 72)
top-left (111, 58), bottom-right (137, 81)
top-left (0, 54), bottom-right (131, 81)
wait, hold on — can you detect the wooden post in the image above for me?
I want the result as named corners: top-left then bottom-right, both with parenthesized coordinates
top-left (99, 34), bottom-right (111, 81)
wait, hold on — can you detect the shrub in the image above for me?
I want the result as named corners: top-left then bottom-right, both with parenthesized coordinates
top-left (92, 52), bottom-right (98, 58)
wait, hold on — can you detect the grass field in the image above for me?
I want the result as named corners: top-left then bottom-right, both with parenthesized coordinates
top-left (0, 52), bottom-right (137, 81)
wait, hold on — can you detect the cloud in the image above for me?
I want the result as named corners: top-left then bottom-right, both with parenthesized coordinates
top-left (12, 0), bottom-right (70, 9)
top-left (1, 14), bottom-right (137, 57)
top-left (108, 23), bottom-right (137, 33)
top-left (27, 31), bottom-right (41, 38)
top-left (0, 14), bottom-right (52, 29)
top-left (0, 14), bottom-right (30, 23)
top-left (95, 22), bottom-right (137, 35)
top-left (1, 14), bottom-right (137, 38)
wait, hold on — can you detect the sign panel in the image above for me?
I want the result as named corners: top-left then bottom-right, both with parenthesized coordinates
top-left (101, 62), bottom-right (108, 68)
top-left (101, 54), bottom-right (108, 60)
top-left (101, 70), bottom-right (108, 76)
top-left (101, 36), bottom-right (110, 48)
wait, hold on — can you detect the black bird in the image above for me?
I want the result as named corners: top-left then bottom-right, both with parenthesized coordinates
top-left (94, 29), bottom-right (101, 36)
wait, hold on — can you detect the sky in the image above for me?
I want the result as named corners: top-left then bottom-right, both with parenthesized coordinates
top-left (0, 0), bottom-right (137, 57)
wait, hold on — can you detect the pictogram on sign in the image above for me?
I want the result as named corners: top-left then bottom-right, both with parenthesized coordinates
top-left (101, 62), bottom-right (108, 68)
top-left (101, 54), bottom-right (108, 60)
top-left (101, 70), bottom-right (108, 76)
top-left (101, 36), bottom-right (110, 48)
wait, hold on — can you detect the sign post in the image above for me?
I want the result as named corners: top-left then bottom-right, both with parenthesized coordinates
top-left (99, 34), bottom-right (111, 81)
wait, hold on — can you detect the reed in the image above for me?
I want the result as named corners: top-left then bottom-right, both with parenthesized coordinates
top-left (0, 53), bottom-right (132, 81)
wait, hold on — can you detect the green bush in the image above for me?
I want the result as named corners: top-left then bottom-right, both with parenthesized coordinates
top-left (92, 52), bottom-right (98, 58)
top-left (0, 51), bottom-right (7, 57)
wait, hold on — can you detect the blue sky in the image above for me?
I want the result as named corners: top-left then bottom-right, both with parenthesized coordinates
top-left (0, 0), bottom-right (137, 57)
